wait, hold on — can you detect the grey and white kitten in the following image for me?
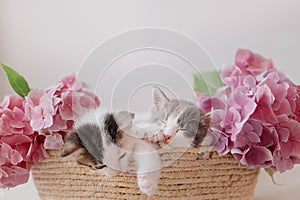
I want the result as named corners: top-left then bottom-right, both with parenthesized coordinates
top-left (61, 109), bottom-right (161, 196)
top-left (145, 87), bottom-right (210, 149)
top-left (60, 87), bottom-right (210, 196)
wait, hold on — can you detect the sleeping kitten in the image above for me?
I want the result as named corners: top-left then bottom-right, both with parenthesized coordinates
top-left (145, 87), bottom-right (210, 149)
top-left (61, 109), bottom-right (161, 196)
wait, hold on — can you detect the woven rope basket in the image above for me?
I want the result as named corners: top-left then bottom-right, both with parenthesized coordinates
top-left (32, 148), bottom-right (259, 200)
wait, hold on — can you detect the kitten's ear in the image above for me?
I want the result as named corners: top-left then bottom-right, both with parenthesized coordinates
top-left (152, 87), bottom-right (169, 106)
top-left (114, 111), bottom-right (135, 129)
top-left (61, 132), bottom-right (82, 157)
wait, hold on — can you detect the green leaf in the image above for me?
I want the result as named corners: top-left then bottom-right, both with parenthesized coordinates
top-left (264, 168), bottom-right (281, 185)
top-left (194, 71), bottom-right (224, 96)
top-left (0, 62), bottom-right (30, 97)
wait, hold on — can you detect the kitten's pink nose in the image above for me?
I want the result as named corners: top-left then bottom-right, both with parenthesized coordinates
top-left (164, 127), bottom-right (177, 136)
top-left (164, 135), bottom-right (171, 140)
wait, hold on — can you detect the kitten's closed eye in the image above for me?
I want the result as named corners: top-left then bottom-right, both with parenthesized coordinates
top-left (150, 86), bottom-right (210, 148)
top-left (94, 164), bottom-right (107, 170)
top-left (159, 119), bottom-right (167, 124)
top-left (119, 152), bottom-right (126, 159)
top-left (61, 132), bottom-right (107, 170)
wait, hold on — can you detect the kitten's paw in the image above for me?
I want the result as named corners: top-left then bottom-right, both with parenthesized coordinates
top-left (137, 172), bottom-right (159, 196)
top-left (145, 131), bottom-right (166, 143)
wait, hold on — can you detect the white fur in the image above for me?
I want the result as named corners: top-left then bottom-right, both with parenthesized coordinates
top-left (83, 109), bottom-right (161, 196)
top-left (164, 114), bottom-right (180, 137)
top-left (124, 125), bottom-right (161, 196)
top-left (132, 138), bottom-right (161, 196)
top-left (74, 108), bottom-right (107, 129)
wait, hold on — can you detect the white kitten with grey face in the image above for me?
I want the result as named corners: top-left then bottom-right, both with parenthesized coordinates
top-left (61, 109), bottom-right (161, 196)
top-left (146, 87), bottom-right (210, 149)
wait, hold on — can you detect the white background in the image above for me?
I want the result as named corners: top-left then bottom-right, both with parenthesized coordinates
top-left (1, 0), bottom-right (300, 199)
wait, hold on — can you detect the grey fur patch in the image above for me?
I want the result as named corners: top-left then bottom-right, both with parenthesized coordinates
top-left (76, 148), bottom-right (106, 169)
top-left (151, 87), bottom-right (210, 147)
top-left (168, 100), bottom-right (210, 146)
top-left (77, 123), bottom-right (104, 162)
top-left (60, 132), bottom-right (83, 157)
top-left (61, 131), bottom-right (105, 169)
top-left (103, 113), bottom-right (120, 144)
top-left (61, 111), bottom-right (132, 171)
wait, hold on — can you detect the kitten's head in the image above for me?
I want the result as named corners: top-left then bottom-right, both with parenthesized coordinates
top-left (61, 110), bottom-right (134, 176)
top-left (150, 87), bottom-right (209, 146)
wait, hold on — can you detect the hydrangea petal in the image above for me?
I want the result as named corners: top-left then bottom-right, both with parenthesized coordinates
top-left (44, 134), bottom-right (63, 150)
top-left (244, 146), bottom-right (273, 167)
top-left (0, 166), bottom-right (30, 188)
top-left (246, 132), bottom-right (261, 143)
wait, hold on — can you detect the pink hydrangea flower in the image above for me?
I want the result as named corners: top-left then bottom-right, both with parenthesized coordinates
top-left (59, 90), bottom-right (99, 120)
top-left (0, 135), bottom-right (31, 188)
top-left (25, 89), bottom-right (56, 131)
top-left (47, 114), bottom-right (67, 132)
top-left (235, 49), bottom-right (274, 76)
top-left (295, 105), bottom-right (300, 123)
top-left (196, 92), bottom-right (225, 112)
top-left (0, 73), bottom-right (100, 189)
top-left (234, 119), bottom-right (262, 148)
top-left (1, 134), bottom-right (32, 160)
top-left (198, 49), bottom-right (300, 173)
top-left (60, 73), bottom-right (87, 90)
top-left (214, 135), bottom-right (230, 155)
top-left (251, 84), bottom-right (278, 124)
top-left (25, 133), bottom-right (48, 164)
top-left (0, 165), bottom-right (29, 188)
top-left (0, 96), bottom-right (33, 136)
top-left (272, 152), bottom-right (294, 173)
top-left (209, 110), bottom-right (231, 154)
top-left (221, 64), bottom-right (244, 89)
top-left (46, 74), bottom-right (100, 123)
top-left (230, 91), bottom-right (256, 134)
top-left (241, 146), bottom-right (273, 168)
top-left (0, 143), bottom-right (23, 165)
top-left (0, 95), bottom-right (22, 109)
top-left (44, 134), bottom-right (64, 150)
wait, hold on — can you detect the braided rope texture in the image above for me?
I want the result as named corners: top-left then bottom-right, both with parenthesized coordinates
top-left (32, 148), bottom-right (259, 200)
